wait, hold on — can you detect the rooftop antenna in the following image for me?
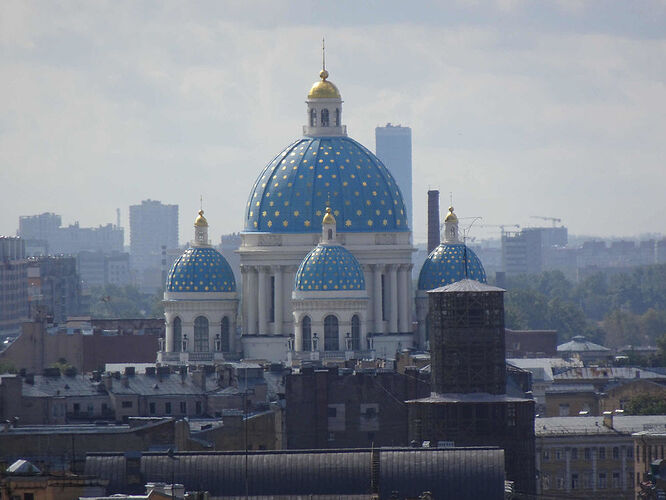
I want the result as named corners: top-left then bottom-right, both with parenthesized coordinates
top-left (449, 192), bottom-right (453, 207)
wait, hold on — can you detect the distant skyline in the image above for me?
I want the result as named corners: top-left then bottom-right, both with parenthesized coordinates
top-left (2, 1), bottom-right (665, 245)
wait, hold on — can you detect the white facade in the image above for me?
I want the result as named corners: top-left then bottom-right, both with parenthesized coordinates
top-left (159, 211), bottom-right (239, 365)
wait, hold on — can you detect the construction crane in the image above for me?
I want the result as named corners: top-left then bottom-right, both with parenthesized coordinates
top-left (477, 224), bottom-right (520, 237)
top-left (530, 215), bottom-right (561, 227)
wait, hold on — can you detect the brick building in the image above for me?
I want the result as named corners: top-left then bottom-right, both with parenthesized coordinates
top-left (285, 366), bottom-right (428, 449)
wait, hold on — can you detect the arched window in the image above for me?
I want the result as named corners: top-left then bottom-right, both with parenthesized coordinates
top-left (351, 315), bottom-right (360, 350)
top-left (321, 108), bottom-right (329, 127)
top-left (324, 315), bottom-right (339, 351)
top-left (220, 316), bottom-right (230, 352)
top-left (335, 108), bottom-right (340, 126)
top-left (310, 109), bottom-right (317, 127)
top-left (193, 316), bottom-right (209, 352)
top-left (173, 317), bottom-right (182, 352)
top-left (302, 316), bottom-right (312, 351)
top-left (327, 228), bottom-right (333, 240)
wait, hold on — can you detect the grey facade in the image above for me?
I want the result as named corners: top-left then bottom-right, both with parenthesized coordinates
top-left (129, 200), bottom-right (179, 275)
top-left (375, 124), bottom-right (412, 231)
top-left (0, 237), bottom-right (28, 335)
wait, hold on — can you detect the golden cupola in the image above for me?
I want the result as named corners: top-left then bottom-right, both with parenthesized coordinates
top-left (308, 69), bottom-right (341, 99)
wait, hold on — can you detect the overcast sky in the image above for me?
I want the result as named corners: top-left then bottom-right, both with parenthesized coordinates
top-left (2, 0), bottom-right (665, 245)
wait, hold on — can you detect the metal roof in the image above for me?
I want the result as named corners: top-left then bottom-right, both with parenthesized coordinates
top-left (557, 335), bottom-right (610, 352)
top-left (21, 374), bottom-right (103, 398)
top-left (85, 447), bottom-right (505, 499)
top-left (553, 366), bottom-right (666, 381)
top-left (536, 415), bottom-right (666, 436)
top-left (408, 393), bottom-right (532, 404)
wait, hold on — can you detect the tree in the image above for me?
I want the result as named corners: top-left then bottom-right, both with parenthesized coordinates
top-left (625, 394), bottom-right (666, 415)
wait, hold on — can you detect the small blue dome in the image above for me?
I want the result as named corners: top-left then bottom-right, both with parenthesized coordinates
top-left (295, 244), bottom-right (365, 291)
top-left (245, 136), bottom-right (409, 233)
top-left (166, 247), bottom-right (236, 293)
top-left (418, 243), bottom-right (487, 290)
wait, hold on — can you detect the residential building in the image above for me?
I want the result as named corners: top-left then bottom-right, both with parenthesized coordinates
top-left (536, 414), bottom-right (666, 499)
top-left (77, 251), bottom-right (131, 287)
top-left (129, 200), bottom-right (178, 275)
top-left (19, 213), bottom-right (124, 255)
top-left (634, 431), bottom-right (666, 495)
top-left (0, 237), bottom-right (29, 336)
top-left (375, 123), bottom-right (412, 230)
top-left (27, 256), bottom-right (83, 323)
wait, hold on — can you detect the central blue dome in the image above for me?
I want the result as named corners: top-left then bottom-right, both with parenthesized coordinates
top-left (295, 244), bottom-right (365, 291)
top-left (418, 243), bottom-right (487, 290)
top-left (245, 136), bottom-right (409, 233)
top-left (166, 247), bottom-right (236, 293)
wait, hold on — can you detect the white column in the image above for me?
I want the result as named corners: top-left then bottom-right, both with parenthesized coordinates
top-left (247, 267), bottom-right (258, 335)
top-left (388, 264), bottom-right (398, 333)
top-left (274, 265), bottom-right (283, 335)
top-left (372, 264), bottom-right (383, 334)
top-left (293, 313), bottom-right (302, 352)
top-left (398, 265), bottom-right (410, 333)
top-left (258, 266), bottom-right (268, 334)
top-left (164, 314), bottom-right (173, 352)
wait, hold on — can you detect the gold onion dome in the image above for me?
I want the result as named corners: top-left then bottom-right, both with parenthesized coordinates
top-left (308, 69), bottom-right (341, 99)
top-left (194, 209), bottom-right (208, 227)
top-left (322, 206), bottom-right (336, 225)
top-left (444, 206), bottom-right (458, 223)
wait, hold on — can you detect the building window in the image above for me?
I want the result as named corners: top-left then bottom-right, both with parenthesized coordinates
top-left (180, 401), bottom-right (186, 414)
top-left (612, 472), bottom-right (620, 488)
top-left (571, 448), bottom-right (578, 460)
top-left (584, 447), bottom-right (591, 460)
top-left (220, 316), bottom-right (230, 352)
top-left (559, 403), bottom-right (570, 416)
top-left (327, 406), bottom-right (337, 418)
top-left (302, 316), bottom-right (312, 351)
top-left (571, 473), bottom-right (579, 490)
top-left (269, 276), bottom-right (275, 322)
top-left (351, 315), bottom-right (361, 350)
top-left (121, 401), bottom-right (132, 409)
top-left (165, 402), bottom-right (172, 414)
top-left (583, 472), bottom-right (593, 489)
top-left (555, 449), bottom-right (562, 461)
top-left (598, 472), bottom-right (607, 489)
top-left (24, 494), bottom-right (34, 500)
top-left (542, 473), bottom-right (550, 490)
top-left (310, 109), bottom-right (316, 127)
top-left (627, 446), bottom-right (633, 458)
top-left (612, 446), bottom-right (619, 459)
top-left (324, 315), bottom-right (339, 351)
top-left (321, 108), bottom-right (329, 127)
top-left (556, 477), bottom-right (564, 489)
top-left (196, 401), bottom-right (202, 415)
top-left (149, 402), bottom-right (155, 414)
top-left (542, 450), bottom-right (550, 461)
top-left (194, 316), bottom-right (209, 352)
top-left (598, 447), bottom-right (606, 460)
top-left (73, 403), bottom-right (80, 414)
top-left (173, 317), bottom-right (182, 352)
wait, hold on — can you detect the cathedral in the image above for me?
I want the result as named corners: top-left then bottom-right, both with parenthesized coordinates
top-left (158, 61), bottom-right (486, 364)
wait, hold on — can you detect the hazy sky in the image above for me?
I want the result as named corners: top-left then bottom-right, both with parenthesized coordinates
top-left (2, 0), bottom-right (665, 245)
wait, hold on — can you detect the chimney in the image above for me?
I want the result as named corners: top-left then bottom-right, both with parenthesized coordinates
top-left (103, 373), bottom-right (113, 391)
top-left (427, 190), bottom-right (440, 254)
top-left (192, 370), bottom-right (206, 391)
top-left (602, 411), bottom-right (613, 429)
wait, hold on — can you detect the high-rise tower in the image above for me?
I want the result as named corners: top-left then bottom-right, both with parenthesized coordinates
top-left (375, 124), bottom-right (412, 231)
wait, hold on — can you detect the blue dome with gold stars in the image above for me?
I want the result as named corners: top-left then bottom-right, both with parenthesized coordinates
top-left (245, 136), bottom-right (409, 233)
top-left (418, 243), bottom-right (487, 290)
top-left (295, 244), bottom-right (365, 291)
top-left (166, 247), bottom-right (236, 293)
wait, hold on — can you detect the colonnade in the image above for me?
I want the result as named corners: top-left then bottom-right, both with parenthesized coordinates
top-left (242, 262), bottom-right (413, 337)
